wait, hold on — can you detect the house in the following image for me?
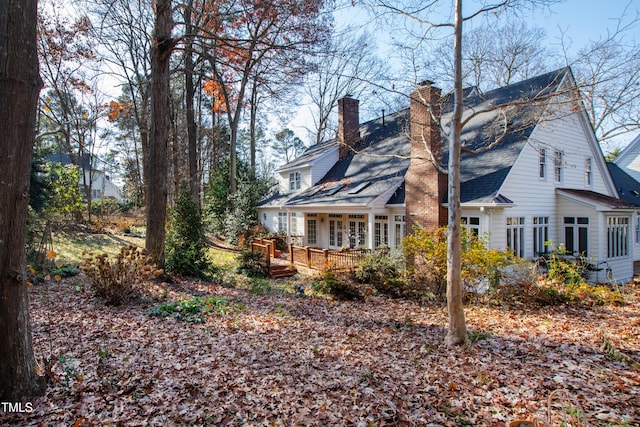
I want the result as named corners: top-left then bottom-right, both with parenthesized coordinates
top-left (45, 152), bottom-right (123, 202)
top-left (258, 68), bottom-right (640, 283)
top-left (608, 135), bottom-right (640, 272)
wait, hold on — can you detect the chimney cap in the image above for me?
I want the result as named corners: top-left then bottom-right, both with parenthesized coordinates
top-left (417, 79), bottom-right (435, 87)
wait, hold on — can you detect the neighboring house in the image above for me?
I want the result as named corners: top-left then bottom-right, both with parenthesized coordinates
top-left (258, 68), bottom-right (640, 283)
top-left (45, 152), bottom-right (123, 202)
top-left (612, 133), bottom-right (640, 183)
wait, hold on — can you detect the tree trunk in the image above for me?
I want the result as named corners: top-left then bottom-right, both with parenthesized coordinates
top-left (0, 0), bottom-right (46, 400)
top-left (249, 80), bottom-right (258, 173)
top-left (184, 1), bottom-right (200, 207)
top-left (445, 0), bottom-right (468, 347)
top-left (146, 0), bottom-right (173, 268)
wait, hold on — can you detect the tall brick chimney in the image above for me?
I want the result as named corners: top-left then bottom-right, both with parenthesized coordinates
top-left (405, 80), bottom-right (447, 232)
top-left (337, 95), bottom-right (360, 158)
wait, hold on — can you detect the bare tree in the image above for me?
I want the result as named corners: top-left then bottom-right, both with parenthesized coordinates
top-left (201, 0), bottom-right (330, 194)
top-left (0, 0), bottom-right (46, 400)
top-left (89, 0), bottom-right (154, 206)
top-left (426, 18), bottom-right (557, 92)
top-left (566, 7), bottom-right (640, 144)
top-left (305, 30), bottom-right (385, 145)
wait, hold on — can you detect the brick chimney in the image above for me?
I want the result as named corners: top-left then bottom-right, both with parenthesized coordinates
top-left (337, 95), bottom-right (360, 158)
top-left (405, 80), bottom-right (447, 232)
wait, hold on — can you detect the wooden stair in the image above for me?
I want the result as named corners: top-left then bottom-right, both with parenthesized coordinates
top-left (269, 264), bottom-right (297, 279)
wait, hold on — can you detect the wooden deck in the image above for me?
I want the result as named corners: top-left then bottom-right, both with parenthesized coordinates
top-left (249, 238), bottom-right (368, 276)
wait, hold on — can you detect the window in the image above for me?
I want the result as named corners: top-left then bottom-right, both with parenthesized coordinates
top-left (585, 157), bottom-right (593, 186)
top-left (506, 217), bottom-right (525, 257)
top-left (374, 215), bottom-right (389, 248)
top-left (554, 150), bottom-right (563, 182)
top-left (329, 214), bottom-right (343, 248)
top-left (394, 215), bottom-right (405, 248)
top-left (539, 149), bottom-right (546, 179)
top-left (307, 216), bottom-right (317, 246)
top-left (348, 214), bottom-right (366, 248)
top-left (607, 216), bottom-right (629, 258)
top-left (278, 212), bottom-right (287, 233)
top-left (564, 217), bottom-right (589, 256)
top-left (289, 172), bottom-right (301, 191)
top-left (636, 218), bottom-right (640, 245)
top-left (461, 216), bottom-right (480, 236)
top-left (290, 213), bottom-right (299, 235)
top-left (533, 216), bottom-right (549, 256)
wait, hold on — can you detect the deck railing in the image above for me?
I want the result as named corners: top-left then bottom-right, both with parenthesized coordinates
top-left (249, 238), bottom-right (369, 271)
top-left (288, 244), bottom-right (369, 271)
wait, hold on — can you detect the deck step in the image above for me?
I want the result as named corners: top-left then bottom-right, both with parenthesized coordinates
top-left (269, 265), bottom-right (297, 279)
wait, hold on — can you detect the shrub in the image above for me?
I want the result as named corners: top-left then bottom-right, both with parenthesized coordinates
top-left (543, 250), bottom-right (591, 286)
top-left (236, 250), bottom-right (268, 278)
top-left (148, 295), bottom-right (228, 323)
top-left (354, 247), bottom-right (403, 285)
top-left (312, 270), bottom-right (364, 301)
top-left (353, 248), bottom-right (414, 298)
top-left (403, 227), bottom-right (513, 299)
top-left (165, 190), bottom-right (214, 279)
top-left (81, 245), bottom-right (161, 305)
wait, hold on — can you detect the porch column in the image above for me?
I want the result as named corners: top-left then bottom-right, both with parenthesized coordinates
top-left (368, 211), bottom-right (375, 250)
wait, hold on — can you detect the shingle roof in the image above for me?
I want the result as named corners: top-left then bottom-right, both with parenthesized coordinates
top-left (557, 188), bottom-right (640, 209)
top-left (607, 163), bottom-right (640, 206)
top-left (260, 68), bottom-right (572, 208)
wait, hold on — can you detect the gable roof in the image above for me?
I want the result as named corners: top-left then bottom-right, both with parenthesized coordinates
top-left (259, 108), bottom-right (411, 208)
top-left (260, 68), bottom-right (574, 209)
top-left (613, 132), bottom-right (640, 167)
top-left (276, 140), bottom-right (337, 172)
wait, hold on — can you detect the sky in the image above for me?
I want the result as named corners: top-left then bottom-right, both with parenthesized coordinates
top-left (530, 0), bottom-right (638, 52)
top-left (288, 0), bottom-right (639, 150)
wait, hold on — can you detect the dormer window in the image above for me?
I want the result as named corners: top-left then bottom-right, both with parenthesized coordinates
top-left (289, 172), bottom-right (301, 191)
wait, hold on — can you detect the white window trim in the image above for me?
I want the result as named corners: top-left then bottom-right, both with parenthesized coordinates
top-left (539, 148), bottom-right (546, 180)
top-left (506, 217), bottom-right (525, 258)
top-left (554, 150), bottom-right (564, 183)
top-left (585, 156), bottom-right (593, 187)
top-left (289, 172), bottom-right (301, 191)
top-left (607, 216), bottom-right (629, 259)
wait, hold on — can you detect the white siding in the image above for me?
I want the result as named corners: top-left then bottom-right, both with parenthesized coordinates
top-left (496, 108), bottom-right (613, 257)
top-left (278, 167), bottom-right (312, 194)
top-left (310, 149), bottom-right (339, 185)
top-left (259, 209), bottom-right (280, 234)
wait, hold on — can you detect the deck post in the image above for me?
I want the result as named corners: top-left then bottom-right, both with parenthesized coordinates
top-left (289, 243), bottom-right (294, 266)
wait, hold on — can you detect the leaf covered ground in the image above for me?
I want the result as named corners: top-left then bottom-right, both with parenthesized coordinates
top-left (3, 277), bottom-right (639, 426)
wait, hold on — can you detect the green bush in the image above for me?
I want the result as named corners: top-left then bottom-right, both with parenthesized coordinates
top-left (543, 250), bottom-right (591, 286)
top-left (81, 245), bottom-right (161, 305)
top-left (403, 227), bottom-right (513, 299)
top-left (354, 247), bottom-right (402, 285)
top-left (312, 270), bottom-right (364, 301)
top-left (149, 295), bottom-right (228, 323)
top-left (166, 190), bottom-right (214, 279)
top-left (354, 248), bottom-right (413, 298)
top-left (236, 250), bottom-right (268, 278)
